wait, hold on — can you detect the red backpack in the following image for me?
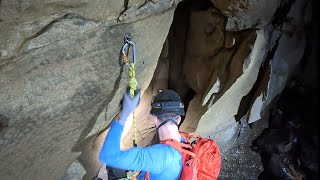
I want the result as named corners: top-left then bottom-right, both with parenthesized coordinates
top-left (144, 132), bottom-right (221, 180)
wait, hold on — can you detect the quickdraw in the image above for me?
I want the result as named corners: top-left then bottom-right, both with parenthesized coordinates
top-left (121, 33), bottom-right (136, 67)
top-left (121, 33), bottom-right (138, 147)
top-left (121, 33), bottom-right (137, 98)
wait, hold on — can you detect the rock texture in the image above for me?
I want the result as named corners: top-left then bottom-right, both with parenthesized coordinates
top-left (197, 28), bottom-right (267, 149)
top-left (165, 0), bottom-right (310, 178)
top-left (0, 0), bottom-right (314, 179)
top-left (183, 8), bottom-right (226, 94)
top-left (211, 0), bottom-right (280, 30)
top-left (219, 117), bottom-right (267, 179)
top-left (62, 160), bottom-right (86, 180)
top-left (0, 0), bottom-right (180, 179)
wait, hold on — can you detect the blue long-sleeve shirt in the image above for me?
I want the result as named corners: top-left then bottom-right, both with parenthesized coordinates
top-left (99, 120), bottom-right (182, 180)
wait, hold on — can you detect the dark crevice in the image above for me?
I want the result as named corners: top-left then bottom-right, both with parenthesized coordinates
top-left (138, 0), bottom-right (156, 9)
top-left (179, 88), bottom-right (196, 125)
top-left (215, 30), bottom-right (257, 102)
top-left (206, 29), bottom-right (255, 107)
top-left (253, 72), bottom-right (318, 179)
top-left (164, 0), bottom-right (214, 128)
top-left (214, 47), bottom-right (237, 94)
top-left (272, 0), bottom-right (296, 27)
top-left (252, 12), bottom-right (318, 178)
top-left (168, 0), bottom-right (192, 100)
top-left (117, 0), bottom-right (130, 22)
top-left (235, 34), bottom-right (282, 121)
top-left (203, 48), bottom-right (237, 107)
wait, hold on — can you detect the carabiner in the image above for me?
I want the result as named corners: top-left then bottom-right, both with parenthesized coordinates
top-left (121, 33), bottom-right (136, 67)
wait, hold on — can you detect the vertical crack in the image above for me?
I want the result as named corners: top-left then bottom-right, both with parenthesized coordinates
top-left (235, 34), bottom-right (282, 121)
top-left (272, 0), bottom-right (296, 27)
top-left (117, 0), bottom-right (130, 22)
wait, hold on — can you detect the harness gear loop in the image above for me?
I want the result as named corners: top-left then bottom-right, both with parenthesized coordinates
top-left (121, 33), bottom-right (136, 67)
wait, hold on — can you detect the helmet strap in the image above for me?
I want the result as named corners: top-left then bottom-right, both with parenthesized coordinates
top-left (156, 118), bottom-right (178, 130)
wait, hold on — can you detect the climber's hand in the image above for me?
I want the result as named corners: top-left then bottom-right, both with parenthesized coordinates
top-left (118, 88), bottom-right (140, 125)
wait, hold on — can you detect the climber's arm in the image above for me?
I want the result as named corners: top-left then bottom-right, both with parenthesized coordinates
top-left (99, 120), bottom-right (167, 174)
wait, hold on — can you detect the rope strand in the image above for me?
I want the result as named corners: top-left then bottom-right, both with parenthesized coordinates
top-left (129, 63), bottom-right (138, 146)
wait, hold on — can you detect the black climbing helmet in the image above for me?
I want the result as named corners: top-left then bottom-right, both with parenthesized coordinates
top-left (150, 89), bottom-right (185, 116)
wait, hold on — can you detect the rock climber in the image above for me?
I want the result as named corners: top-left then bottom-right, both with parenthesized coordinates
top-left (99, 89), bottom-right (186, 179)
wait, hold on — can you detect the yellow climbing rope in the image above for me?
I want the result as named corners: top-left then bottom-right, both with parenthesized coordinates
top-left (129, 63), bottom-right (137, 98)
top-left (128, 62), bottom-right (138, 146)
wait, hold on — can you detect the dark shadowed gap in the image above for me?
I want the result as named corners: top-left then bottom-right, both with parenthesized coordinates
top-left (235, 35), bottom-right (281, 122)
top-left (166, 0), bottom-right (214, 126)
top-left (252, 2), bottom-right (319, 178)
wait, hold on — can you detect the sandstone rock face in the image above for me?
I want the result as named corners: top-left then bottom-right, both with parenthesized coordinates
top-left (195, 0), bottom-right (307, 178)
top-left (0, 0), bottom-right (311, 179)
top-left (165, 0), bottom-right (309, 178)
top-left (196, 28), bottom-right (268, 147)
top-left (62, 160), bottom-right (86, 180)
top-left (0, 1), bottom-right (180, 179)
top-left (183, 9), bottom-right (226, 94)
top-left (211, 0), bottom-right (280, 30)
top-left (168, 0), bottom-right (308, 155)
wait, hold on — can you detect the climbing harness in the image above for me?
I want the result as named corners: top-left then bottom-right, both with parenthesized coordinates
top-left (121, 33), bottom-right (138, 147)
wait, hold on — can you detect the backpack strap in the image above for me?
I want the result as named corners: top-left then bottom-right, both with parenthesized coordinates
top-left (160, 139), bottom-right (196, 157)
top-left (188, 132), bottom-right (202, 139)
top-left (179, 131), bottom-right (190, 142)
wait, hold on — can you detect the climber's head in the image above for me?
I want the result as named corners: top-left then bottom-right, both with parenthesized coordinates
top-left (150, 89), bottom-right (185, 129)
